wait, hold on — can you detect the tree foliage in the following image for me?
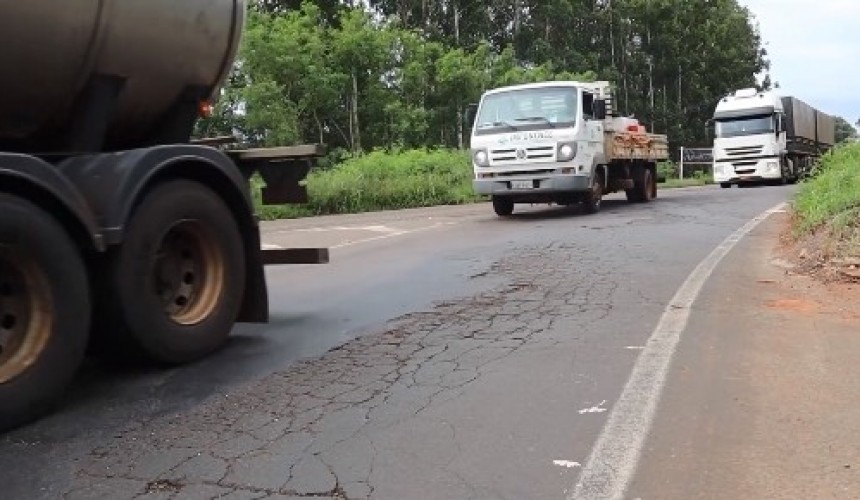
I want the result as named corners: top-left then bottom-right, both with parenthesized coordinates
top-left (835, 116), bottom-right (859, 144)
top-left (196, 0), bottom-right (771, 154)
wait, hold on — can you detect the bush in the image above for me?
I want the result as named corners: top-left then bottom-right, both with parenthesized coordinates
top-left (254, 148), bottom-right (482, 219)
top-left (793, 143), bottom-right (860, 234)
top-left (657, 160), bottom-right (678, 180)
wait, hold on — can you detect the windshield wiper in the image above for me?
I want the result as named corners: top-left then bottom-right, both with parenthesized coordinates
top-left (479, 121), bottom-right (519, 131)
top-left (514, 116), bottom-right (556, 128)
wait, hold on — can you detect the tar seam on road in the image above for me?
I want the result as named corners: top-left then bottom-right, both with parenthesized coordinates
top-left (569, 201), bottom-right (787, 500)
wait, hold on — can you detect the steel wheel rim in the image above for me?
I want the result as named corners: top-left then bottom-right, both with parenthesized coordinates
top-left (0, 247), bottom-right (53, 384)
top-left (153, 220), bottom-right (225, 326)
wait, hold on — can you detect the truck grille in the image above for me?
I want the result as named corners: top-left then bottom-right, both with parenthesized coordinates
top-left (490, 146), bottom-right (555, 163)
top-left (723, 145), bottom-right (764, 158)
top-left (493, 169), bottom-right (556, 177)
top-left (731, 160), bottom-right (758, 174)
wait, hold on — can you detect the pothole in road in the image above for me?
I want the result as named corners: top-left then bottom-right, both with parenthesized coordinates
top-left (145, 479), bottom-right (183, 494)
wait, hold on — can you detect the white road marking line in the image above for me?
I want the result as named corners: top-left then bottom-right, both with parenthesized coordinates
top-left (268, 224), bottom-right (403, 235)
top-left (569, 202), bottom-right (787, 500)
top-left (625, 346), bottom-right (645, 350)
top-left (329, 221), bottom-right (457, 249)
top-left (291, 225), bottom-right (401, 234)
top-left (262, 222), bottom-right (459, 251)
top-left (555, 460), bottom-right (583, 468)
top-left (578, 401), bottom-right (608, 414)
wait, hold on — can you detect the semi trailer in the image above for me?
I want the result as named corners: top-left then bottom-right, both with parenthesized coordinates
top-left (711, 88), bottom-right (835, 187)
top-left (467, 81), bottom-right (669, 216)
top-left (0, 1), bottom-right (328, 431)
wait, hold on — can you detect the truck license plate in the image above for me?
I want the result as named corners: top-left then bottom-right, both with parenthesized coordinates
top-left (511, 180), bottom-right (533, 189)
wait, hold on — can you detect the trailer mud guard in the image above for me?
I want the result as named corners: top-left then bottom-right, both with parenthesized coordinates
top-left (0, 153), bottom-right (104, 251)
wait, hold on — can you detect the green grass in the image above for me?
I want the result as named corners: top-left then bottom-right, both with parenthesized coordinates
top-left (659, 177), bottom-right (712, 188)
top-left (657, 160), bottom-right (713, 188)
top-left (792, 143), bottom-right (860, 235)
top-left (253, 148), bottom-right (482, 220)
top-left (251, 150), bottom-right (712, 220)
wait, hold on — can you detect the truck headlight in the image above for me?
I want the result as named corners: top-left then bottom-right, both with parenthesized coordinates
top-left (557, 142), bottom-right (577, 161)
top-left (473, 149), bottom-right (489, 167)
top-left (766, 161), bottom-right (779, 173)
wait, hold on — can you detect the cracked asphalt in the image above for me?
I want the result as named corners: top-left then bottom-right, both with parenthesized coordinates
top-left (1, 185), bottom-right (792, 499)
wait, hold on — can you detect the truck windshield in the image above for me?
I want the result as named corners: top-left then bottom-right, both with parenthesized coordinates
top-left (715, 115), bottom-right (774, 138)
top-left (475, 87), bottom-right (578, 134)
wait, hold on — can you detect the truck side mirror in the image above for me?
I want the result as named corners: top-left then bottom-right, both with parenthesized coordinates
top-left (465, 103), bottom-right (478, 128)
top-left (594, 100), bottom-right (607, 120)
top-left (705, 118), bottom-right (714, 140)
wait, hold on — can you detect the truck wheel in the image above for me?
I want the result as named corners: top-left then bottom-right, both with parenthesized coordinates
top-left (720, 183), bottom-right (732, 189)
top-left (96, 179), bottom-right (245, 364)
top-left (492, 196), bottom-right (515, 216)
top-left (582, 174), bottom-right (603, 214)
top-left (786, 158), bottom-right (799, 184)
top-left (647, 167), bottom-right (658, 199)
top-left (0, 195), bottom-right (90, 432)
top-left (627, 163), bottom-right (656, 203)
top-left (776, 161), bottom-right (789, 186)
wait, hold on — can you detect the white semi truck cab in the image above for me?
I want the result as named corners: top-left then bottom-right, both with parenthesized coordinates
top-left (712, 88), bottom-right (835, 187)
top-left (712, 89), bottom-right (787, 186)
top-left (467, 80), bottom-right (669, 216)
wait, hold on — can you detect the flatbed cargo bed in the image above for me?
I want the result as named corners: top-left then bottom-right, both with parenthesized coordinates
top-left (604, 131), bottom-right (669, 161)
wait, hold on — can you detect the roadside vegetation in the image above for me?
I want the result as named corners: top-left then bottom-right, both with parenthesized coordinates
top-left (660, 177), bottom-right (712, 188)
top-left (198, 1), bottom-right (768, 154)
top-left (253, 153), bottom-right (713, 220)
top-left (254, 148), bottom-right (480, 219)
top-left (788, 142), bottom-right (860, 275)
top-left (657, 160), bottom-right (713, 188)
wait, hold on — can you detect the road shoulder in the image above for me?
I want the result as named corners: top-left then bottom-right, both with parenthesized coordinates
top-left (629, 211), bottom-right (860, 499)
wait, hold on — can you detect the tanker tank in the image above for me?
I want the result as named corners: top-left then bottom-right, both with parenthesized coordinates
top-left (0, 0), bottom-right (245, 153)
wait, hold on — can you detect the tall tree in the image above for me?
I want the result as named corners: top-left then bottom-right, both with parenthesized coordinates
top-left (835, 116), bottom-right (859, 143)
top-left (198, 0), bottom-right (770, 156)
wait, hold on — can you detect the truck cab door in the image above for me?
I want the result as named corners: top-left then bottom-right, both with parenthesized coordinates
top-left (581, 92), bottom-right (603, 164)
top-left (775, 113), bottom-right (788, 152)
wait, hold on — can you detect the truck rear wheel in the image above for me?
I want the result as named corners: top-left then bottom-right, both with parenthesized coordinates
top-left (626, 163), bottom-right (656, 202)
top-left (96, 179), bottom-right (245, 365)
top-left (492, 196), bottom-right (515, 216)
top-left (0, 194), bottom-right (90, 432)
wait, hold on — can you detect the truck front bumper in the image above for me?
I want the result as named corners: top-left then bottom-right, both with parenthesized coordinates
top-left (473, 174), bottom-right (591, 196)
top-left (713, 157), bottom-right (781, 183)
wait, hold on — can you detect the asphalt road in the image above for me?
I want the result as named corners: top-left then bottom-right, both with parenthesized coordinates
top-left (0, 184), bottom-right (794, 499)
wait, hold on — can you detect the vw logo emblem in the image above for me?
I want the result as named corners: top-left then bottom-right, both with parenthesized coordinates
top-left (516, 148), bottom-right (527, 160)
